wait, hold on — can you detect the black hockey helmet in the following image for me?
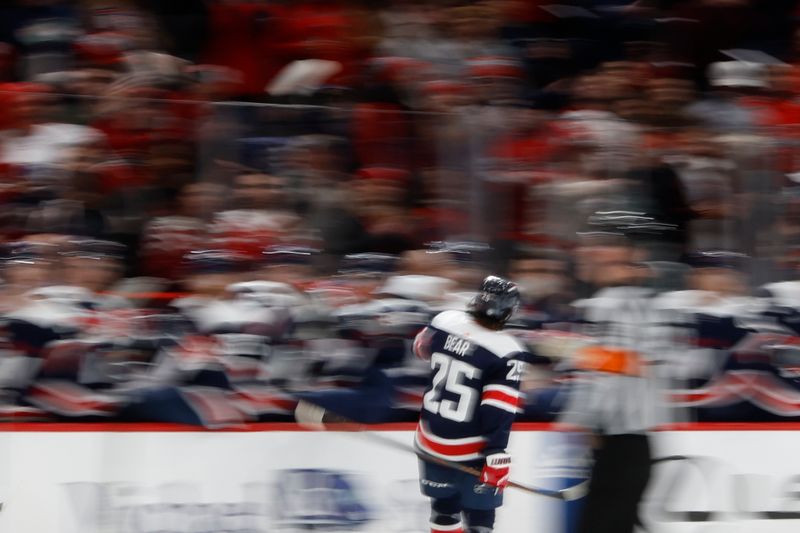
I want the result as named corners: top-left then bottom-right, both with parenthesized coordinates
top-left (468, 275), bottom-right (520, 325)
top-left (61, 238), bottom-right (126, 261)
top-left (339, 253), bottom-right (399, 277)
top-left (2, 240), bottom-right (57, 265)
top-left (578, 210), bottom-right (678, 245)
top-left (261, 245), bottom-right (318, 267)
top-left (683, 250), bottom-right (748, 270)
top-left (182, 249), bottom-right (248, 275)
top-left (426, 240), bottom-right (491, 264)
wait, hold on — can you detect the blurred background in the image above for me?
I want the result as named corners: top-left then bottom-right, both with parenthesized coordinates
top-left (1, 0), bottom-right (800, 429)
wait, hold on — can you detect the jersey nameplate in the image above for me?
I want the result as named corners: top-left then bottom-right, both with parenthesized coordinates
top-left (444, 334), bottom-right (472, 357)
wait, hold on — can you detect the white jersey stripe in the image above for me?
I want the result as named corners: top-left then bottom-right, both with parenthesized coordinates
top-left (480, 398), bottom-right (521, 414)
top-left (431, 310), bottom-right (525, 358)
top-left (431, 522), bottom-right (464, 532)
top-left (418, 421), bottom-right (486, 445)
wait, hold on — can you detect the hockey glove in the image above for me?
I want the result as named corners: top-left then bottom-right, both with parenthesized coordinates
top-left (480, 452), bottom-right (511, 490)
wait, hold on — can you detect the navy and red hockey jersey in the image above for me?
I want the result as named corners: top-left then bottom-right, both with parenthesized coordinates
top-left (413, 310), bottom-right (529, 463)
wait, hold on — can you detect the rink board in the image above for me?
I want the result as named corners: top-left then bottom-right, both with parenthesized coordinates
top-left (0, 423), bottom-right (797, 533)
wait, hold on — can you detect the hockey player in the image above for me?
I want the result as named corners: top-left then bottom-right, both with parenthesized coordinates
top-left (664, 252), bottom-right (800, 421)
top-left (292, 267), bottom-right (438, 424)
top-left (59, 238), bottom-right (129, 307)
top-left (0, 240), bottom-right (58, 311)
top-left (120, 249), bottom-right (294, 426)
top-left (414, 275), bottom-right (528, 533)
top-left (653, 250), bottom-right (756, 388)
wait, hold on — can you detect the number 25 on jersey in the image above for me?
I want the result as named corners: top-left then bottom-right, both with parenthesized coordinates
top-left (423, 353), bottom-right (482, 423)
top-left (424, 354), bottom-right (525, 423)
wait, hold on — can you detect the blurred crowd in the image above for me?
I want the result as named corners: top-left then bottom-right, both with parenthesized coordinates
top-left (2, 0), bottom-right (800, 426)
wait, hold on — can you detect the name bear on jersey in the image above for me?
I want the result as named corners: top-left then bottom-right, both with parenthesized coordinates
top-left (443, 335), bottom-right (473, 357)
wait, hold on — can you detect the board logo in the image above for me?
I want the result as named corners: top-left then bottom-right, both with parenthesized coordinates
top-left (273, 468), bottom-right (372, 529)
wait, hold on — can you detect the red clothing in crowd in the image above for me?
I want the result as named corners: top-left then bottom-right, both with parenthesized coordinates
top-left (740, 95), bottom-right (800, 177)
top-left (485, 122), bottom-right (568, 240)
top-left (203, 1), bottom-right (368, 96)
top-left (203, 2), bottom-right (287, 95)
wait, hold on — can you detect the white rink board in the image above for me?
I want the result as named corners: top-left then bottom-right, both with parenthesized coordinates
top-left (0, 429), bottom-right (563, 533)
top-left (1, 427), bottom-right (798, 533)
top-left (644, 430), bottom-right (800, 533)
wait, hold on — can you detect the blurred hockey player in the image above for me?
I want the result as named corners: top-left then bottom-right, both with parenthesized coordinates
top-left (758, 256), bottom-right (800, 310)
top-left (99, 249), bottom-right (294, 427)
top-left (415, 275), bottom-right (529, 533)
top-left (296, 264), bottom-right (437, 424)
top-left (170, 249), bottom-right (292, 365)
top-left (425, 241), bottom-right (491, 291)
top-left (0, 240), bottom-right (142, 420)
top-left (653, 251), bottom-right (755, 387)
top-left (664, 252), bottom-right (800, 422)
top-left (679, 251), bottom-right (750, 302)
top-left (256, 244), bottom-right (319, 286)
top-left (337, 252), bottom-right (399, 293)
top-left (178, 248), bottom-right (250, 300)
top-left (305, 252), bottom-right (400, 308)
top-left (0, 240), bottom-right (59, 310)
top-left (508, 243), bottom-right (575, 327)
top-left (248, 245), bottom-right (336, 341)
top-left (401, 241), bottom-right (490, 293)
top-left (393, 241), bottom-right (496, 313)
top-left (59, 238), bottom-right (130, 308)
top-left (500, 245), bottom-right (579, 421)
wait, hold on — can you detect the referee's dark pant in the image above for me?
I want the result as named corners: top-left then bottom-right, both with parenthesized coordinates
top-left (576, 433), bottom-right (652, 533)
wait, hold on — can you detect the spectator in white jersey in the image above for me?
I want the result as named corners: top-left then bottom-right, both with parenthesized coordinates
top-left (414, 275), bottom-right (531, 533)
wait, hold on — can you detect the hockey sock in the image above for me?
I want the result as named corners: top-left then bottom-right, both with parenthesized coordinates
top-left (431, 497), bottom-right (463, 533)
top-left (464, 508), bottom-right (495, 533)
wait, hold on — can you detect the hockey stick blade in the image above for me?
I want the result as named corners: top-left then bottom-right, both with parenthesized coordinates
top-left (554, 479), bottom-right (589, 501)
top-left (294, 400), bottom-right (587, 501)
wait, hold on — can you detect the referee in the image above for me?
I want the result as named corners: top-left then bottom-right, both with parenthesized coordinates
top-left (560, 212), bottom-right (672, 533)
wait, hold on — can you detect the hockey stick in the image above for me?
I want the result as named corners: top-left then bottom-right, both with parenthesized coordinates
top-left (294, 400), bottom-right (589, 501)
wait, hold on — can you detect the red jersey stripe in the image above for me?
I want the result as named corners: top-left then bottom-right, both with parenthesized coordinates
top-left (481, 389), bottom-right (522, 407)
top-left (415, 425), bottom-right (485, 460)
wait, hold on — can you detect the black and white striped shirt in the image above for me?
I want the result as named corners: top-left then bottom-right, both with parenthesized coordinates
top-left (559, 286), bottom-right (671, 435)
